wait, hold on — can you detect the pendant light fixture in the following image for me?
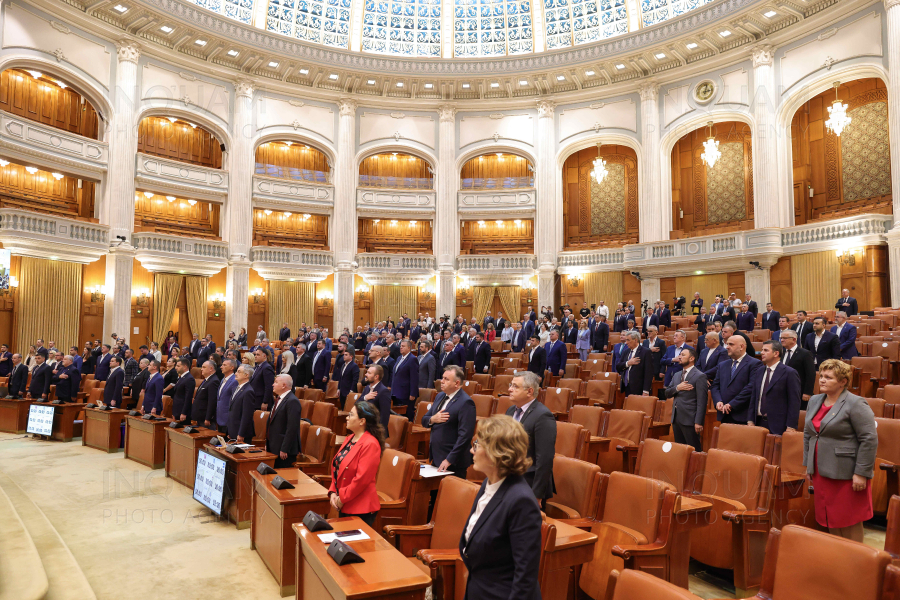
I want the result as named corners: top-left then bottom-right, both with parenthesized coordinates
top-left (700, 121), bottom-right (720, 169)
top-left (825, 81), bottom-right (851, 137)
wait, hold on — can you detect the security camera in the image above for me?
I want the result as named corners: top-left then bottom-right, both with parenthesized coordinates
top-left (749, 261), bottom-right (763, 270)
top-left (116, 235), bottom-right (126, 241)
top-left (631, 271), bottom-right (643, 282)
top-left (351, 261), bottom-right (359, 268)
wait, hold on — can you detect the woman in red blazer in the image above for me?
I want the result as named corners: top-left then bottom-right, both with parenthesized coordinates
top-left (328, 401), bottom-right (386, 526)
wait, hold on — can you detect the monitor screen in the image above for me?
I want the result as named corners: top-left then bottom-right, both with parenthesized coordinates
top-left (26, 404), bottom-right (54, 436)
top-left (193, 450), bottom-right (226, 515)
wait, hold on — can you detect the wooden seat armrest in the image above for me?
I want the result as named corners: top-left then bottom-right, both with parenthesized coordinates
top-left (881, 462), bottom-right (900, 472)
top-left (311, 475), bottom-right (332, 487)
top-left (615, 443), bottom-right (639, 453)
top-left (379, 498), bottom-right (409, 510)
top-left (544, 501), bottom-right (582, 520)
top-left (723, 509), bottom-right (771, 524)
top-left (554, 517), bottom-right (595, 531)
top-left (611, 542), bottom-right (668, 559)
top-left (593, 400), bottom-right (613, 409)
top-left (417, 549), bottom-right (460, 568)
top-left (647, 423), bottom-right (671, 438)
top-left (382, 523), bottom-right (434, 555)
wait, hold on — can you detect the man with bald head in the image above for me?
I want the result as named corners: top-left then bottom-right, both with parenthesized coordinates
top-left (191, 360), bottom-right (221, 426)
top-left (711, 332), bottom-right (762, 424)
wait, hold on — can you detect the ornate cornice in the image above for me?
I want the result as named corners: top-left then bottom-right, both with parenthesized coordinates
top-left (750, 43), bottom-right (775, 68)
top-left (885, 0), bottom-right (900, 11)
top-left (115, 39), bottom-right (141, 64)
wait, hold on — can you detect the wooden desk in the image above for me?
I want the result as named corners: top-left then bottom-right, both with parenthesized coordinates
top-left (293, 517), bottom-right (431, 600)
top-left (406, 425), bottom-right (430, 460)
top-left (0, 397), bottom-right (33, 433)
top-left (250, 468), bottom-right (330, 596)
top-left (82, 407), bottom-right (129, 452)
top-left (543, 519), bottom-right (599, 600)
top-left (31, 402), bottom-right (84, 442)
top-left (203, 443), bottom-right (276, 529)
top-left (124, 416), bottom-right (172, 469)
top-left (165, 426), bottom-right (219, 489)
top-left (408, 466), bottom-right (453, 525)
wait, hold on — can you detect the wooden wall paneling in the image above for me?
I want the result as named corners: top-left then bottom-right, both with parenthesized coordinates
top-left (770, 256), bottom-right (794, 314)
top-left (353, 274), bottom-right (372, 328)
top-left (456, 281), bottom-right (473, 323)
top-left (206, 269), bottom-right (227, 342)
top-left (562, 145), bottom-right (639, 249)
top-left (248, 269), bottom-right (267, 338)
top-left (358, 219), bottom-right (433, 253)
top-left (256, 142), bottom-right (330, 177)
top-left (134, 195), bottom-right (221, 239)
top-left (0, 252), bottom-right (20, 351)
top-left (417, 277), bottom-right (436, 317)
top-left (660, 278), bottom-right (677, 309)
top-left (137, 117), bottom-right (223, 169)
top-left (0, 69), bottom-right (99, 139)
top-left (253, 210), bottom-right (328, 250)
top-left (560, 273), bottom-right (585, 315)
top-left (623, 272), bottom-right (641, 307)
top-left (727, 272), bottom-right (746, 303)
top-left (459, 219), bottom-right (532, 255)
top-left (129, 259), bottom-right (153, 346)
top-left (459, 153), bottom-right (531, 180)
top-left (316, 275), bottom-right (334, 333)
top-left (359, 153), bottom-right (432, 181)
top-left (864, 245), bottom-right (889, 311)
top-left (0, 162), bottom-right (95, 221)
top-left (76, 255), bottom-right (105, 353)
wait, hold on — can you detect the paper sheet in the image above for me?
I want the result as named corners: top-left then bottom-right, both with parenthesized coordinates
top-left (317, 531), bottom-right (370, 543)
top-left (418, 464), bottom-right (453, 479)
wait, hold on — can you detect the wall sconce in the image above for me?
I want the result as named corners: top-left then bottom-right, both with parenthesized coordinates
top-left (422, 285), bottom-right (434, 300)
top-left (88, 284), bottom-right (106, 303)
top-left (251, 287), bottom-right (265, 303)
top-left (135, 287), bottom-right (150, 306)
top-left (209, 292), bottom-right (225, 309)
top-left (0, 275), bottom-right (18, 296)
top-left (568, 274), bottom-right (582, 286)
top-left (318, 291), bottom-right (333, 307)
top-left (457, 280), bottom-right (470, 295)
top-left (836, 248), bottom-right (857, 266)
top-left (521, 279), bottom-right (536, 291)
top-left (355, 284), bottom-right (370, 300)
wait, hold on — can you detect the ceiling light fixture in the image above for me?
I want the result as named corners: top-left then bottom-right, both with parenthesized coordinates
top-left (496, 220), bottom-right (503, 226)
top-left (268, 61), bottom-right (279, 68)
top-left (373, 219), bottom-right (380, 224)
top-left (285, 141), bottom-right (293, 147)
top-left (303, 213), bottom-right (311, 220)
top-left (160, 25), bottom-right (173, 33)
top-left (56, 80), bottom-right (67, 89)
top-left (686, 42), bottom-right (698, 49)
top-left (491, 82), bottom-right (499, 88)
top-left (477, 220), bottom-right (485, 227)
top-left (615, 64), bottom-right (626, 70)
top-left (187, 199), bottom-right (197, 206)
top-left (27, 70), bottom-right (41, 79)
top-left (655, 52), bottom-right (666, 59)
top-left (113, 4), bottom-right (128, 12)
top-left (227, 49), bottom-right (239, 57)
top-left (424, 83), bottom-right (433, 89)
top-left (25, 166), bottom-right (38, 174)
top-left (585, 70), bottom-right (595, 76)
top-left (167, 116), bottom-right (177, 123)
top-left (396, 82), bottom-right (404, 87)
top-left (519, 79), bottom-right (528, 85)
top-left (0, 160), bottom-right (8, 167)
top-left (143, 191), bottom-right (154, 198)
top-left (329, 73), bottom-right (339, 80)
top-left (299, 68), bottom-right (309, 75)
top-left (700, 121), bottom-right (721, 168)
top-left (51, 172), bottom-right (63, 180)
top-left (195, 39), bottom-right (207, 46)
top-left (825, 81), bottom-right (851, 136)
top-left (719, 29), bottom-right (731, 37)
top-left (410, 220), bottom-right (417, 225)
top-left (390, 220), bottom-right (398, 226)
top-left (763, 10), bottom-right (777, 17)
top-left (462, 83), bottom-right (470, 89)
top-left (283, 211), bottom-right (291, 217)
top-left (264, 209), bottom-right (272, 215)
top-left (514, 219), bottom-right (522, 225)
top-left (367, 79), bottom-right (376, 85)
top-left (590, 143), bottom-right (608, 184)
top-left (166, 196), bottom-right (176, 202)
top-left (556, 75), bottom-right (565, 81)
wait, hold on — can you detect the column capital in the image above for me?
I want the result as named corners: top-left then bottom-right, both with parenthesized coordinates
top-left (234, 79), bottom-right (255, 99)
top-left (750, 44), bottom-right (775, 68)
top-left (439, 104), bottom-right (457, 123)
top-left (536, 100), bottom-right (556, 119)
top-left (115, 39), bottom-right (141, 64)
top-left (638, 82), bottom-right (659, 102)
top-left (339, 98), bottom-right (358, 117)
top-left (886, 0), bottom-right (900, 11)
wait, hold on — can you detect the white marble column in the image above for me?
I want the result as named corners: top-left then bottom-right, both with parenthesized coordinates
top-left (224, 79), bottom-right (254, 335)
top-left (640, 278), bottom-right (660, 307)
top-left (744, 267), bottom-right (771, 307)
top-left (102, 40), bottom-right (140, 340)
top-left (535, 100), bottom-right (558, 310)
top-left (884, 0), bottom-right (900, 305)
top-left (638, 83), bottom-right (666, 243)
top-left (750, 45), bottom-right (787, 229)
top-left (436, 104), bottom-right (459, 318)
top-left (332, 99), bottom-right (358, 334)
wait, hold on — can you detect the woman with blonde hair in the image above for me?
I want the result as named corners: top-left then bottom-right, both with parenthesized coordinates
top-left (803, 358), bottom-right (878, 542)
top-left (460, 415), bottom-right (542, 600)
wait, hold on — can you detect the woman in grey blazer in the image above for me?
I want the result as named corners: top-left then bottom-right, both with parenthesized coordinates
top-left (803, 359), bottom-right (877, 542)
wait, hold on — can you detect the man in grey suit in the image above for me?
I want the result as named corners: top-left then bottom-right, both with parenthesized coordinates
top-left (505, 371), bottom-right (556, 506)
top-left (664, 347), bottom-right (708, 452)
top-left (417, 340), bottom-right (436, 395)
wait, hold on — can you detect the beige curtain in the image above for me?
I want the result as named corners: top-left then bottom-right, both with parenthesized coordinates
top-left (267, 280), bottom-right (315, 336)
top-left (152, 273), bottom-right (183, 345)
top-left (373, 285), bottom-right (418, 324)
top-left (675, 274), bottom-right (729, 310)
top-left (16, 257), bottom-right (81, 354)
top-left (185, 276), bottom-right (209, 338)
top-left (497, 286), bottom-right (521, 322)
top-left (472, 287), bottom-right (496, 324)
top-left (584, 272), bottom-right (623, 308)
top-left (791, 251), bottom-right (842, 314)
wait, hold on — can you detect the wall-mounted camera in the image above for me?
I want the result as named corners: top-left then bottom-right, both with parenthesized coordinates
top-left (631, 271), bottom-right (643, 282)
top-left (749, 261), bottom-right (763, 270)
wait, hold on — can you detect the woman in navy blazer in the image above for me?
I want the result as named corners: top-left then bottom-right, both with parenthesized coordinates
top-left (329, 401), bottom-right (385, 527)
top-left (460, 415), bottom-right (542, 600)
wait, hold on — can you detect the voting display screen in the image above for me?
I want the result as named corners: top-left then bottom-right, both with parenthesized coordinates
top-left (193, 451), bottom-right (226, 515)
top-left (26, 405), bottom-right (54, 436)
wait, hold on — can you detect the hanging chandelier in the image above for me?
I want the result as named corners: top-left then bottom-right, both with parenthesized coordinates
top-left (590, 144), bottom-right (608, 184)
top-left (825, 81), bottom-right (851, 136)
top-left (700, 121), bottom-right (720, 169)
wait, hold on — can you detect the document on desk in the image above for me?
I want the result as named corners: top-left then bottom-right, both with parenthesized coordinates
top-left (419, 464), bottom-right (453, 478)
top-left (318, 531), bottom-right (370, 544)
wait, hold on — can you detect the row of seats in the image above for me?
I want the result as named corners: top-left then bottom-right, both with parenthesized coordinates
top-left (255, 163), bottom-right (329, 184)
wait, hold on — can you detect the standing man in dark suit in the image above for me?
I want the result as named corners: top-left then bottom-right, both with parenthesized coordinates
top-left (506, 371), bottom-right (556, 505)
top-left (711, 335), bottom-right (763, 423)
top-left (761, 303), bottom-right (781, 332)
top-left (361, 365), bottom-right (392, 430)
top-left (268, 374), bottom-right (301, 468)
top-left (495, 312), bottom-right (507, 337)
top-left (526, 335), bottom-right (546, 378)
top-left (141, 360), bottom-right (164, 416)
top-left (310, 339), bottom-right (330, 392)
top-left (698, 332), bottom-right (727, 379)
top-left (524, 315), bottom-right (536, 339)
top-left (617, 331), bottom-right (654, 396)
top-left (171, 357), bottom-right (196, 422)
top-left (482, 311), bottom-right (495, 332)
top-left (0, 344), bottom-right (12, 378)
top-left (772, 317), bottom-right (791, 342)
top-left (387, 335), bottom-right (402, 361)
top-left (590, 314), bottom-right (610, 353)
top-left (780, 330), bottom-right (815, 409)
top-left (807, 316), bottom-right (842, 368)
top-left (660, 330), bottom-right (691, 386)
top-left (835, 288), bottom-right (859, 316)
top-left (391, 340), bottom-right (419, 418)
top-left (188, 334), bottom-right (202, 361)
top-left (421, 366), bottom-right (476, 477)
top-left (751, 340), bottom-right (801, 435)
top-left (656, 301), bottom-right (672, 329)
top-left (192, 360), bottom-right (221, 426)
top-left (418, 341), bottom-right (436, 390)
top-left (227, 363), bottom-right (256, 442)
top-left (94, 344), bottom-right (112, 382)
top-left (642, 307), bottom-right (658, 338)
top-left (214, 359), bottom-right (238, 432)
top-left (790, 311), bottom-right (813, 350)
top-left (642, 326), bottom-right (666, 380)
top-left (665, 347), bottom-right (708, 451)
top-left (744, 294), bottom-right (759, 317)
top-left (103, 356), bottom-right (125, 408)
top-left (736, 304), bottom-right (756, 332)
top-left (438, 340), bottom-right (460, 372)
top-left (694, 307), bottom-right (712, 335)
top-left (336, 349), bottom-right (360, 406)
top-left (831, 311), bottom-right (859, 360)
top-left (472, 333), bottom-right (492, 375)
top-left (544, 330), bottom-right (567, 378)
top-left (510, 322), bottom-right (527, 353)
top-left (279, 323), bottom-right (291, 342)
top-left (370, 346), bottom-right (395, 389)
top-left (51, 355), bottom-right (80, 403)
top-left (6, 354), bottom-right (27, 398)
top-left (28, 354), bottom-right (52, 401)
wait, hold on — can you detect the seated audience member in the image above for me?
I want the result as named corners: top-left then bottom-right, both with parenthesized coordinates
top-left (461, 415), bottom-right (542, 600)
top-left (329, 401), bottom-right (385, 528)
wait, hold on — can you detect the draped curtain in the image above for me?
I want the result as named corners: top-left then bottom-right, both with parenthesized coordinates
top-left (791, 251), bottom-right (841, 314)
top-left (373, 285), bottom-right (418, 324)
top-left (472, 287), bottom-right (496, 324)
top-left (185, 276), bottom-right (208, 338)
top-left (152, 273), bottom-right (183, 346)
top-left (497, 286), bottom-right (521, 323)
top-left (16, 257), bottom-right (81, 354)
top-left (267, 281), bottom-right (315, 337)
top-left (675, 274), bottom-right (729, 310)
top-left (584, 272), bottom-right (623, 309)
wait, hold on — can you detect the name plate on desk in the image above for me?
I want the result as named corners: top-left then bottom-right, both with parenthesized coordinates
top-left (193, 450), bottom-right (226, 515)
top-left (26, 405), bottom-right (54, 436)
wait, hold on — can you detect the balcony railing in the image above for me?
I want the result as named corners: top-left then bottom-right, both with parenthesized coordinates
top-left (253, 175), bottom-right (334, 205)
top-left (458, 255), bottom-right (536, 270)
top-left (357, 254), bottom-right (435, 270)
top-left (0, 208), bottom-right (109, 262)
top-left (256, 163), bottom-right (330, 185)
top-left (0, 110), bottom-right (109, 177)
top-left (558, 249), bottom-right (625, 268)
top-left (136, 153), bottom-right (228, 201)
top-left (781, 214), bottom-right (893, 249)
top-left (460, 176), bottom-right (534, 190)
top-left (133, 232), bottom-right (229, 276)
top-left (358, 175), bottom-right (433, 190)
top-left (250, 246), bottom-right (333, 267)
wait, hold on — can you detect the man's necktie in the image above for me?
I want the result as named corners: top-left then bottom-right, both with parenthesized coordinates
top-left (731, 360), bottom-right (738, 375)
top-left (514, 407), bottom-right (524, 422)
top-left (784, 350), bottom-right (792, 364)
top-left (759, 368), bottom-right (773, 416)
